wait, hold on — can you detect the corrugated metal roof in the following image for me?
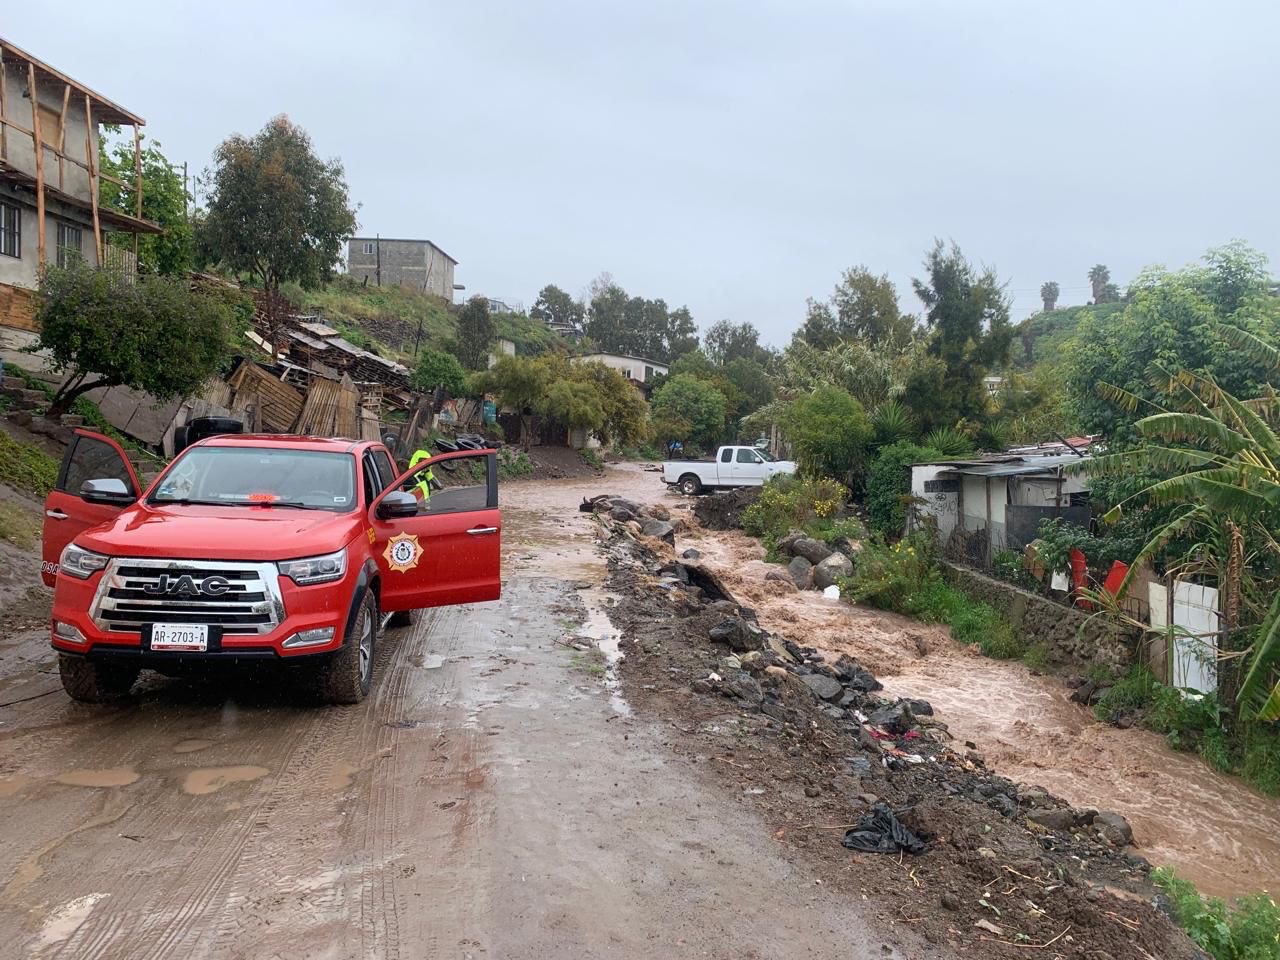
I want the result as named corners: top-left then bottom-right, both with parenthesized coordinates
top-left (941, 454), bottom-right (1084, 478)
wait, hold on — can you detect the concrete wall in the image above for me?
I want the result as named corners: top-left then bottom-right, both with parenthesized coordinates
top-left (0, 186), bottom-right (100, 292)
top-left (943, 562), bottom-right (1135, 670)
top-left (910, 464), bottom-right (958, 541)
top-left (346, 238), bottom-right (456, 299)
top-left (2, 60), bottom-right (98, 203)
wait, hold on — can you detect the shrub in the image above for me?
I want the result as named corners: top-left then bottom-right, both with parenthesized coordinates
top-left (742, 475), bottom-right (849, 546)
top-left (1153, 866), bottom-right (1280, 960)
top-left (951, 602), bottom-right (1024, 658)
top-left (1094, 665), bottom-right (1157, 723)
top-left (864, 441), bottom-right (941, 538)
top-left (497, 449), bottom-right (534, 479)
top-left (782, 385), bottom-right (872, 484)
top-left (1242, 727), bottom-right (1280, 796)
top-left (1148, 685), bottom-right (1227, 753)
top-left (847, 534), bottom-right (938, 612)
top-left (992, 548), bottom-right (1039, 591)
top-left (580, 447), bottom-right (604, 470)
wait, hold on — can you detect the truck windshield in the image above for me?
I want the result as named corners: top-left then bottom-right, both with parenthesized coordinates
top-left (149, 447), bottom-right (357, 512)
top-left (756, 450), bottom-right (778, 462)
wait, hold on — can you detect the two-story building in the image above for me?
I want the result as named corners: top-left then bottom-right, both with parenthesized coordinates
top-left (346, 237), bottom-right (458, 300)
top-left (0, 38), bottom-right (160, 331)
top-left (575, 352), bottom-right (668, 384)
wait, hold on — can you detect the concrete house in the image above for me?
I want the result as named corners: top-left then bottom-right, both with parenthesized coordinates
top-left (346, 237), bottom-right (457, 300)
top-left (0, 38), bottom-right (160, 330)
top-left (574, 352), bottom-right (668, 383)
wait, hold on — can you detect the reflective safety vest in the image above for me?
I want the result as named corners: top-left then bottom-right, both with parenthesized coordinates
top-left (408, 449), bottom-right (435, 502)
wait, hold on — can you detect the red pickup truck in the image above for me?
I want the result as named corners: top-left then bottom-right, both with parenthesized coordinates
top-left (40, 430), bottom-right (502, 704)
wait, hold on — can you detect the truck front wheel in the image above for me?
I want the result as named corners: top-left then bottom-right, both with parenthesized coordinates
top-left (678, 474), bottom-right (702, 496)
top-left (313, 590), bottom-right (377, 704)
top-left (59, 655), bottom-right (139, 702)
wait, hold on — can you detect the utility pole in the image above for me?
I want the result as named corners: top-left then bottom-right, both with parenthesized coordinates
top-left (182, 161), bottom-right (189, 224)
top-left (375, 233), bottom-right (381, 287)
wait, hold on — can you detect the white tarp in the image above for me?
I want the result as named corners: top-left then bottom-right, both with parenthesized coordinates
top-left (1149, 580), bottom-right (1218, 695)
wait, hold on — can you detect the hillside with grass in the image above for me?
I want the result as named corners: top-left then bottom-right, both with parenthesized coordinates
top-left (1014, 301), bottom-right (1125, 369)
top-left (280, 277), bottom-right (568, 365)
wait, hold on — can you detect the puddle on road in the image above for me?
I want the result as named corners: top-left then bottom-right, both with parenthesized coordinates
top-left (54, 767), bottom-right (140, 788)
top-left (575, 585), bottom-right (631, 717)
top-left (172, 738), bottom-right (214, 754)
top-left (0, 773), bottom-right (34, 797)
top-left (35, 892), bottom-right (109, 949)
top-left (323, 762), bottom-right (359, 791)
top-left (182, 765), bottom-right (270, 796)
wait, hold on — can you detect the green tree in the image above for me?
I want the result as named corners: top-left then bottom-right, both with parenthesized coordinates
top-left (99, 132), bottom-right (192, 275)
top-left (782, 385), bottom-right (872, 485)
top-left (480, 355), bottom-right (548, 447)
top-left (530, 284), bottom-right (584, 334)
top-left (903, 240), bottom-right (1012, 433)
top-left (201, 115), bottom-right (357, 351)
top-left (704, 319), bottom-right (762, 365)
top-left (539, 380), bottom-right (605, 437)
top-left (456, 296), bottom-right (497, 370)
top-left (723, 356), bottom-right (774, 419)
top-left (650, 374), bottom-right (727, 452)
top-left (1065, 244), bottom-right (1279, 440)
top-left (1088, 264), bottom-right (1121, 304)
top-left (37, 261), bottom-right (231, 415)
top-left (1040, 281), bottom-right (1060, 312)
top-left (584, 277), bottom-right (699, 363)
top-left (799, 266), bottom-right (913, 350)
top-left (563, 359), bottom-right (649, 447)
top-left (585, 279), bottom-right (630, 354)
top-left (412, 348), bottom-right (466, 395)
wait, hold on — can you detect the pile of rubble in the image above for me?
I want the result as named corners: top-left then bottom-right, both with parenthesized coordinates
top-left (591, 499), bottom-right (1197, 959)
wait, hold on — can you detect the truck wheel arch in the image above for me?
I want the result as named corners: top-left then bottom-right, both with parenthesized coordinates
top-left (678, 473), bottom-right (702, 496)
top-left (343, 559), bottom-right (381, 647)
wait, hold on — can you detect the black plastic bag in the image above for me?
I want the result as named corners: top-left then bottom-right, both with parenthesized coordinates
top-left (842, 803), bottom-right (927, 855)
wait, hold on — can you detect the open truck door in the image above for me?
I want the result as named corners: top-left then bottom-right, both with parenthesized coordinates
top-left (41, 430), bottom-right (141, 586)
top-left (368, 449), bottom-right (501, 611)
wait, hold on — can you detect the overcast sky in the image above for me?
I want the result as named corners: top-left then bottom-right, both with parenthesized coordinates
top-left (8, 1), bottom-right (1278, 345)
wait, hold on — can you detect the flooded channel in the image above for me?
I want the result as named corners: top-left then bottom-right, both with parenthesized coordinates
top-left (678, 520), bottom-right (1280, 901)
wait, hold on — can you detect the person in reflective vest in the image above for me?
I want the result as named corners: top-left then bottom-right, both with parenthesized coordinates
top-left (408, 449), bottom-right (435, 503)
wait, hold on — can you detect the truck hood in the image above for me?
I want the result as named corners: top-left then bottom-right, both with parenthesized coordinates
top-left (75, 502), bottom-right (364, 562)
top-left (771, 461), bottom-right (797, 471)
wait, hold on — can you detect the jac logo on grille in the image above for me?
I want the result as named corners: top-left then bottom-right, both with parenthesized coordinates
top-left (142, 574), bottom-right (232, 597)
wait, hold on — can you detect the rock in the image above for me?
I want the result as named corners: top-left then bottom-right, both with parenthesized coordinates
top-left (681, 548), bottom-right (701, 560)
top-left (764, 568), bottom-right (793, 583)
top-left (1019, 789), bottom-right (1049, 807)
top-left (708, 618), bottom-right (764, 653)
top-left (819, 704), bottom-right (846, 721)
top-left (1028, 808), bottom-right (1078, 832)
top-left (690, 678), bottom-right (715, 694)
top-left (738, 651), bottom-right (766, 674)
top-left (868, 701), bottom-right (916, 734)
top-left (833, 656), bottom-right (882, 693)
top-left (728, 675), bottom-right (764, 706)
top-left (1095, 811), bottom-right (1134, 846)
top-left (643, 503), bottom-right (672, 521)
top-left (830, 535), bottom-right (860, 558)
top-left (641, 519), bottom-right (676, 544)
top-left (990, 794), bottom-right (1018, 818)
top-left (624, 520), bottom-right (643, 537)
top-left (1069, 680), bottom-right (1096, 705)
top-left (906, 698), bottom-right (934, 717)
top-left (804, 785), bottom-right (821, 798)
top-left (658, 562), bottom-right (689, 583)
top-left (761, 700), bottom-right (792, 724)
top-left (799, 673), bottom-right (844, 702)
top-left (846, 755), bottom-right (873, 776)
top-left (775, 529), bottom-right (806, 556)
top-left (787, 556), bottom-right (814, 590)
top-left (812, 552), bottom-right (853, 589)
top-left (791, 537), bottom-right (834, 565)
top-left (709, 619), bottom-right (744, 644)
top-left (940, 891), bottom-right (962, 912)
top-left (977, 846), bottom-right (998, 860)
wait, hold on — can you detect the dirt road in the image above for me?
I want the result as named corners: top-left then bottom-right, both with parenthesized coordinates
top-left (0, 466), bottom-right (911, 960)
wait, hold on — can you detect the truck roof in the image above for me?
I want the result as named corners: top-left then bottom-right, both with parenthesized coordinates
top-left (199, 434), bottom-right (373, 453)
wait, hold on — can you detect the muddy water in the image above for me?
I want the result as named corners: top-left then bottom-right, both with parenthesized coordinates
top-left (680, 524), bottom-right (1280, 900)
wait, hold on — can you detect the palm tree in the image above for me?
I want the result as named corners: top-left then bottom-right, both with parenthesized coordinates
top-left (1083, 326), bottom-right (1280, 719)
top-left (1040, 281), bottom-right (1060, 312)
top-left (1088, 264), bottom-right (1111, 304)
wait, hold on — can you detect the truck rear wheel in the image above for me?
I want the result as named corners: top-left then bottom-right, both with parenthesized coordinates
top-left (313, 590), bottom-right (377, 704)
top-left (59, 655), bottom-right (139, 703)
top-left (678, 474), bottom-right (702, 496)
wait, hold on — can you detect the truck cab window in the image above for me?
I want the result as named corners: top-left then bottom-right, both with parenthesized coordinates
top-left (720, 448), bottom-right (733, 463)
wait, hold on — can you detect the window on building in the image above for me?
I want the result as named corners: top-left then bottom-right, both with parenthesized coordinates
top-left (644, 365), bottom-right (654, 380)
top-left (0, 202), bottom-right (19, 259)
top-left (622, 368), bottom-right (633, 380)
top-left (363, 242), bottom-right (375, 255)
top-left (56, 222), bottom-right (82, 267)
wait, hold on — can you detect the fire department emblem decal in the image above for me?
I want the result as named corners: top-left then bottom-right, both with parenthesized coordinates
top-left (384, 533), bottom-right (422, 573)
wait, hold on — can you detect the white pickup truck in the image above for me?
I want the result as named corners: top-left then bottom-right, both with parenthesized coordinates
top-left (663, 446), bottom-right (797, 495)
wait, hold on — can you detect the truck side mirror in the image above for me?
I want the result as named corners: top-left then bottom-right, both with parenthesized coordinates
top-left (377, 491), bottom-right (419, 519)
top-left (80, 478), bottom-right (135, 506)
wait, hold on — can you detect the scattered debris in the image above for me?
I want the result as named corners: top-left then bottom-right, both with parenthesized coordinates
top-left (841, 803), bottom-right (927, 855)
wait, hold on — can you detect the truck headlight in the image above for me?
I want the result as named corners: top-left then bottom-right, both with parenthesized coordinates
top-left (60, 543), bottom-right (110, 579)
top-left (278, 548), bottom-right (347, 586)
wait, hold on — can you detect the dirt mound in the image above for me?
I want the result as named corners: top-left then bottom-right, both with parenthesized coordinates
top-left (692, 486), bottom-right (760, 530)
top-left (521, 445), bottom-right (603, 480)
top-left (600, 515), bottom-right (1198, 960)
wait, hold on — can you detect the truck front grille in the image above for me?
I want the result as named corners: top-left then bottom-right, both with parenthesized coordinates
top-left (90, 559), bottom-right (286, 636)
